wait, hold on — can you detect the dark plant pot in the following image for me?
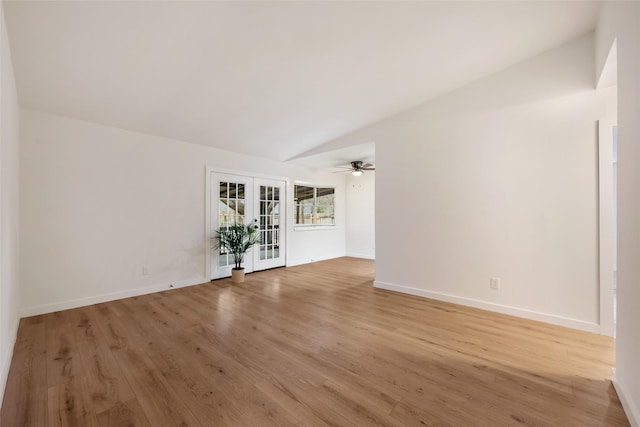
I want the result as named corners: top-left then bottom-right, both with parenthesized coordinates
top-left (231, 268), bottom-right (245, 284)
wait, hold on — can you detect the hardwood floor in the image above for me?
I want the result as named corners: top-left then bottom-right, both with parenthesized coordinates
top-left (0, 257), bottom-right (629, 426)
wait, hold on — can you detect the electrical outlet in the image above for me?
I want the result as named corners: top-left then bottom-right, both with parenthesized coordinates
top-left (490, 277), bottom-right (501, 290)
top-left (142, 266), bottom-right (150, 276)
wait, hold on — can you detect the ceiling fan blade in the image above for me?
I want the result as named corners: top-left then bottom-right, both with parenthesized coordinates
top-left (332, 161), bottom-right (374, 174)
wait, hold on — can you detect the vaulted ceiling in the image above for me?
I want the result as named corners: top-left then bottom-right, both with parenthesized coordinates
top-left (4, 1), bottom-right (599, 163)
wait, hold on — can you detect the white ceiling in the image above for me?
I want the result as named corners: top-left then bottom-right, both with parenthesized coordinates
top-left (292, 142), bottom-right (375, 171)
top-left (4, 1), bottom-right (599, 164)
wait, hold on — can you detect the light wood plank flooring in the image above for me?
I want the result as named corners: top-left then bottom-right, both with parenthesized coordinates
top-left (0, 257), bottom-right (629, 426)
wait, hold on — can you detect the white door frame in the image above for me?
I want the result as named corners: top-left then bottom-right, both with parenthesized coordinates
top-left (205, 166), bottom-right (288, 280)
top-left (598, 119), bottom-right (616, 337)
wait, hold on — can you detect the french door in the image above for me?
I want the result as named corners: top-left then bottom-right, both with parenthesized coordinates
top-left (210, 172), bottom-right (286, 280)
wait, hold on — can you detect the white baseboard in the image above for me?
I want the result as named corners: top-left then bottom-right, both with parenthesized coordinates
top-left (612, 369), bottom-right (640, 427)
top-left (19, 276), bottom-right (208, 318)
top-left (345, 251), bottom-right (375, 260)
top-left (0, 315), bottom-right (19, 409)
top-left (286, 252), bottom-right (346, 267)
top-left (373, 281), bottom-right (601, 334)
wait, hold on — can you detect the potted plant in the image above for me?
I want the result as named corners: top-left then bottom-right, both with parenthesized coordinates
top-left (214, 222), bottom-right (260, 283)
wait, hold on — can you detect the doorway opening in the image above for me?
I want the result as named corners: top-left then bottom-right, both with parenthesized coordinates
top-left (612, 126), bottom-right (618, 333)
top-left (596, 37), bottom-right (617, 337)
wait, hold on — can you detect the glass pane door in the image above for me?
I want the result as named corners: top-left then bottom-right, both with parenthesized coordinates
top-left (211, 173), bottom-right (254, 279)
top-left (208, 172), bottom-right (284, 279)
top-left (259, 185), bottom-right (280, 261)
top-left (254, 178), bottom-right (286, 271)
top-left (218, 181), bottom-right (246, 267)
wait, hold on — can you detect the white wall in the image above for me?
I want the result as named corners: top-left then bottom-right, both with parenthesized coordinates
top-left (0, 2), bottom-right (20, 407)
top-left (346, 171), bottom-right (375, 259)
top-left (19, 110), bottom-right (346, 316)
top-left (318, 34), bottom-right (610, 333)
top-left (597, 3), bottom-right (640, 425)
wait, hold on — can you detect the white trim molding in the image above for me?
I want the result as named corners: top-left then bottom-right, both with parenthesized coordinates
top-left (19, 276), bottom-right (208, 318)
top-left (373, 281), bottom-right (601, 334)
top-left (598, 119), bottom-right (617, 337)
top-left (345, 252), bottom-right (375, 260)
top-left (286, 253), bottom-right (346, 268)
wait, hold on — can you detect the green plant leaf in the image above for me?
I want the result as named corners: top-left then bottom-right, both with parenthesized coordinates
top-left (213, 222), bottom-right (262, 269)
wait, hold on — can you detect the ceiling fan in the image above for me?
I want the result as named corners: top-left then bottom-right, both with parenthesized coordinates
top-left (334, 160), bottom-right (375, 176)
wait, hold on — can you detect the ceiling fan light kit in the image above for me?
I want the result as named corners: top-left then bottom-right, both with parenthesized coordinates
top-left (352, 170), bottom-right (363, 177)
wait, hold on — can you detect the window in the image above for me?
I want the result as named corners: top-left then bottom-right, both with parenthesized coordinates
top-left (294, 185), bottom-right (335, 226)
